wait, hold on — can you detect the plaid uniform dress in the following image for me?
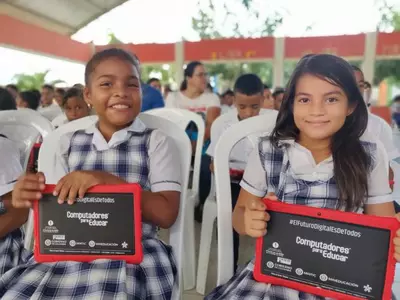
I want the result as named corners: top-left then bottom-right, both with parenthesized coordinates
top-left (0, 202), bottom-right (31, 277)
top-left (206, 138), bottom-right (376, 300)
top-left (0, 129), bottom-right (178, 300)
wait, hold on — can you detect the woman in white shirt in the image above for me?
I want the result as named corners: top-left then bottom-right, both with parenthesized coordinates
top-left (165, 61), bottom-right (221, 140)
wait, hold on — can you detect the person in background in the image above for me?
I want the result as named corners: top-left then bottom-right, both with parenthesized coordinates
top-left (262, 84), bottom-right (274, 109)
top-left (37, 84), bottom-right (62, 121)
top-left (16, 91), bottom-right (40, 110)
top-left (62, 87), bottom-right (91, 123)
top-left (163, 84), bottom-right (172, 100)
top-left (392, 95), bottom-right (400, 128)
top-left (220, 89), bottom-right (234, 114)
top-left (352, 65), bottom-right (399, 191)
top-left (364, 81), bottom-right (372, 106)
top-left (272, 87), bottom-right (285, 110)
top-left (72, 83), bottom-right (85, 90)
top-left (0, 88), bottom-right (17, 111)
top-left (206, 74), bottom-right (277, 271)
top-left (0, 135), bottom-right (30, 276)
top-left (54, 88), bottom-right (66, 107)
top-left (141, 81), bottom-right (164, 112)
top-left (5, 84), bottom-right (18, 100)
top-left (30, 89), bottom-right (41, 102)
top-left (147, 78), bottom-right (162, 91)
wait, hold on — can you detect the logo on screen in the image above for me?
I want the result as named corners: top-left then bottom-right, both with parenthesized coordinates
top-left (267, 261), bottom-right (274, 268)
top-left (272, 242), bottom-right (279, 249)
top-left (319, 274), bottom-right (328, 282)
top-left (295, 268), bottom-right (304, 276)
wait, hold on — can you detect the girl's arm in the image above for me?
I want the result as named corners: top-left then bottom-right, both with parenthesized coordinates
top-left (364, 202), bottom-right (395, 217)
top-left (233, 189), bottom-right (265, 235)
top-left (0, 192), bottom-right (29, 238)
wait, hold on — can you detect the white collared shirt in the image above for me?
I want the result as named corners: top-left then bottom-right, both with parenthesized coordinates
top-left (0, 137), bottom-right (23, 196)
top-left (53, 118), bottom-right (181, 193)
top-left (241, 137), bottom-right (392, 206)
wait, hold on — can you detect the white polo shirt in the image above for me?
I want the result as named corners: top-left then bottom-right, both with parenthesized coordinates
top-left (0, 137), bottom-right (23, 197)
top-left (53, 118), bottom-right (182, 193)
top-left (37, 103), bottom-right (63, 121)
top-left (165, 91), bottom-right (220, 117)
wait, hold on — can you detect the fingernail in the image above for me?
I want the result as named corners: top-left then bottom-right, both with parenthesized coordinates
top-left (40, 184), bottom-right (45, 190)
top-left (53, 191), bottom-right (58, 196)
top-left (68, 200), bottom-right (74, 205)
top-left (58, 199), bottom-right (63, 204)
top-left (36, 193), bottom-right (41, 199)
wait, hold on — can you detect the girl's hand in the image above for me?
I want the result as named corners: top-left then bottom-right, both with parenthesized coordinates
top-left (12, 172), bottom-right (46, 208)
top-left (244, 192), bottom-right (278, 238)
top-left (393, 214), bottom-right (400, 261)
top-left (54, 171), bottom-right (108, 205)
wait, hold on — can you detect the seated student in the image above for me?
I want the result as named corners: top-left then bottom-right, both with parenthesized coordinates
top-left (54, 88), bottom-right (66, 107)
top-left (262, 84), bottom-right (274, 109)
top-left (205, 54), bottom-right (400, 300)
top-left (0, 136), bottom-right (30, 276)
top-left (352, 65), bottom-right (399, 191)
top-left (0, 88), bottom-right (17, 111)
top-left (272, 87), bottom-right (285, 110)
top-left (206, 73), bottom-right (277, 271)
top-left (147, 78), bottom-right (162, 91)
top-left (59, 87), bottom-right (91, 125)
top-left (16, 91), bottom-right (40, 110)
top-left (5, 84), bottom-right (18, 100)
top-left (3, 48), bottom-right (182, 299)
top-left (37, 84), bottom-right (62, 121)
top-left (220, 89), bottom-right (234, 114)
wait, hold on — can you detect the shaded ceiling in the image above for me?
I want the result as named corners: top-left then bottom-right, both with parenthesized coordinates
top-left (0, 0), bottom-right (128, 35)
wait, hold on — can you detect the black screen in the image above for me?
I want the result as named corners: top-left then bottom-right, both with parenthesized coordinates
top-left (260, 211), bottom-right (390, 299)
top-left (38, 193), bottom-right (135, 256)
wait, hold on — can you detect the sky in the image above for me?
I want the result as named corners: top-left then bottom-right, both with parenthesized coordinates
top-left (0, 0), bottom-right (398, 86)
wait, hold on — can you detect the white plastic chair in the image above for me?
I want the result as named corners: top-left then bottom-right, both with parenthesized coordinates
top-left (51, 114), bottom-right (68, 128)
top-left (0, 109), bottom-right (53, 170)
top-left (145, 108), bottom-right (205, 290)
top-left (213, 112), bottom-right (278, 287)
top-left (35, 115), bottom-right (190, 299)
top-left (0, 109), bottom-right (54, 251)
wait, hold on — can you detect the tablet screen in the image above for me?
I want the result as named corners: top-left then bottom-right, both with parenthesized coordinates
top-left (38, 193), bottom-right (135, 256)
top-left (260, 211), bottom-right (390, 299)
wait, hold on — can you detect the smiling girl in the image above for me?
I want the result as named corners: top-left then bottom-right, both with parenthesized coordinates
top-left (205, 54), bottom-right (400, 300)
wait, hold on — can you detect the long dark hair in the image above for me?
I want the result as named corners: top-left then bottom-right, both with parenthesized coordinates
top-left (271, 54), bottom-right (370, 211)
top-left (180, 61), bottom-right (203, 91)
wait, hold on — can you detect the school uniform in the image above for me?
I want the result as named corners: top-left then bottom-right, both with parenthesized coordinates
top-left (206, 136), bottom-right (391, 300)
top-left (0, 137), bottom-right (30, 276)
top-left (0, 118), bottom-right (182, 299)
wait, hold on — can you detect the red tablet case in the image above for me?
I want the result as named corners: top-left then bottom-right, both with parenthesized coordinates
top-left (254, 199), bottom-right (399, 300)
top-left (33, 184), bottom-right (143, 264)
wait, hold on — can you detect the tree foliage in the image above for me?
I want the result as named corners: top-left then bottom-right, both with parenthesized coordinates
top-left (13, 70), bottom-right (64, 91)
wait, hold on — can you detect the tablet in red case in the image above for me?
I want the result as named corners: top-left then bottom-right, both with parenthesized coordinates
top-left (33, 184), bottom-right (143, 264)
top-left (254, 199), bottom-right (399, 300)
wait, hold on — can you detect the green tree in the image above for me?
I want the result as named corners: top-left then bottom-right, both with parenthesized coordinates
top-left (13, 70), bottom-right (64, 91)
top-left (191, 0), bottom-right (284, 88)
top-left (374, 0), bottom-right (400, 84)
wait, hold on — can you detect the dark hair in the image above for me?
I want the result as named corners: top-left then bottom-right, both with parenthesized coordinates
top-left (6, 84), bottom-right (18, 92)
top-left (0, 88), bottom-right (17, 110)
top-left (272, 87), bottom-right (285, 99)
top-left (222, 89), bottom-right (234, 97)
top-left (271, 54), bottom-right (370, 211)
top-left (263, 84), bottom-right (270, 90)
top-left (147, 78), bottom-right (160, 85)
top-left (42, 84), bottom-right (54, 91)
top-left (62, 87), bottom-right (84, 107)
top-left (393, 95), bottom-right (400, 103)
top-left (234, 74), bottom-right (264, 96)
top-left (30, 89), bottom-right (41, 100)
top-left (73, 83), bottom-right (84, 89)
top-left (364, 81), bottom-right (371, 89)
top-left (19, 91), bottom-right (40, 110)
top-left (351, 65), bottom-right (363, 75)
top-left (85, 48), bottom-right (140, 85)
top-left (55, 88), bottom-right (66, 96)
top-left (180, 61), bottom-right (203, 91)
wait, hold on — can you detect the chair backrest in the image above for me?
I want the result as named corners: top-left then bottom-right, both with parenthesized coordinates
top-left (0, 109), bottom-right (53, 170)
top-left (145, 108), bottom-right (204, 195)
top-left (37, 114), bottom-right (191, 298)
top-left (51, 114), bottom-right (68, 128)
top-left (213, 111), bottom-right (278, 285)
